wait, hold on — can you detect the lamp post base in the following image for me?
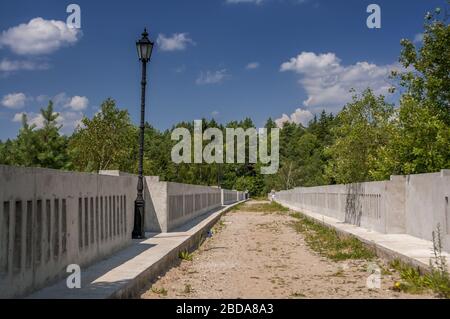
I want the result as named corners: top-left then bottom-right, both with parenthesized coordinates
top-left (132, 199), bottom-right (146, 239)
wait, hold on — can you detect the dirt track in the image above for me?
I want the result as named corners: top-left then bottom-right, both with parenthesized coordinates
top-left (141, 201), bottom-right (433, 299)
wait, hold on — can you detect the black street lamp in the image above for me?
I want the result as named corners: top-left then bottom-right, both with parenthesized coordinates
top-left (132, 28), bottom-right (154, 239)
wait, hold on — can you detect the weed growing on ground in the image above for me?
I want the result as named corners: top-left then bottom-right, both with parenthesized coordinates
top-left (179, 250), bottom-right (194, 261)
top-left (290, 212), bottom-right (375, 261)
top-left (183, 284), bottom-right (193, 294)
top-left (329, 269), bottom-right (345, 277)
top-left (429, 224), bottom-right (450, 298)
top-left (151, 286), bottom-right (168, 296)
top-left (212, 219), bottom-right (226, 233)
top-left (290, 291), bottom-right (306, 298)
top-left (391, 225), bottom-right (450, 298)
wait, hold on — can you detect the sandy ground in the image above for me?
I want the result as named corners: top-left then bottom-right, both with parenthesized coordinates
top-left (141, 201), bottom-right (434, 299)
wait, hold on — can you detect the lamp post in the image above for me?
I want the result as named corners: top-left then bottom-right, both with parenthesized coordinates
top-left (132, 28), bottom-right (154, 239)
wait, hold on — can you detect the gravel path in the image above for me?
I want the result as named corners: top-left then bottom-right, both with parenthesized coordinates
top-left (141, 201), bottom-right (433, 299)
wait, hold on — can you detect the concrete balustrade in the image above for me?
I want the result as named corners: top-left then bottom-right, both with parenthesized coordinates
top-left (0, 165), bottom-right (137, 298)
top-left (0, 165), bottom-right (244, 298)
top-left (144, 178), bottom-right (223, 232)
top-left (222, 189), bottom-right (238, 205)
top-left (273, 170), bottom-right (450, 252)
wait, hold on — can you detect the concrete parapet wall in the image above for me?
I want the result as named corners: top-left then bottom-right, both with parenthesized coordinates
top-left (222, 189), bottom-right (238, 205)
top-left (404, 170), bottom-right (450, 251)
top-left (0, 165), bottom-right (137, 298)
top-left (274, 170), bottom-right (450, 252)
top-left (0, 164), bottom-right (246, 298)
top-left (144, 179), bottom-right (240, 233)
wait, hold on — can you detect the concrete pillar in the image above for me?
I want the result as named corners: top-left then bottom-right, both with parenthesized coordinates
top-left (385, 175), bottom-right (406, 234)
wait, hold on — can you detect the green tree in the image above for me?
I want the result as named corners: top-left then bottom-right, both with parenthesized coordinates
top-left (69, 98), bottom-right (136, 172)
top-left (10, 114), bottom-right (39, 167)
top-left (374, 4), bottom-right (450, 177)
top-left (372, 96), bottom-right (450, 178)
top-left (394, 4), bottom-right (450, 123)
top-left (325, 89), bottom-right (394, 184)
top-left (0, 139), bottom-right (15, 165)
top-left (35, 101), bottom-right (70, 169)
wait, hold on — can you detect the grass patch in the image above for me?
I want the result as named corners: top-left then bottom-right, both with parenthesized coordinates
top-left (390, 260), bottom-right (431, 295)
top-left (248, 201), bottom-right (290, 213)
top-left (251, 196), bottom-right (268, 201)
top-left (389, 259), bottom-right (450, 298)
top-left (226, 202), bottom-right (246, 212)
top-left (226, 201), bottom-right (289, 214)
top-left (290, 212), bottom-right (375, 261)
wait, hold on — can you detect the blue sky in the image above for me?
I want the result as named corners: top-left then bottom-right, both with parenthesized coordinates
top-left (0, 0), bottom-right (444, 140)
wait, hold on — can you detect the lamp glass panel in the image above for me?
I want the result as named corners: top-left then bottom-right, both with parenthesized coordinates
top-left (140, 44), bottom-right (148, 60)
top-left (146, 43), bottom-right (153, 59)
top-left (136, 43), bottom-right (142, 60)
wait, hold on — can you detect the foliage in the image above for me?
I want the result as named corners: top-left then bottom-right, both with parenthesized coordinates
top-left (394, 5), bottom-right (450, 124)
top-left (34, 101), bottom-right (71, 169)
top-left (372, 96), bottom-right (450, 178)
top-left (325, 89), bottom-right (394, 184)
top-left (68, 98), bottom-right (137, 172)
top-left (0, 101), bottom-right (69, 169)
top-left (374, 4), bottom-right (450, 177)
top-left (178, 250), bottom-right (194, 261)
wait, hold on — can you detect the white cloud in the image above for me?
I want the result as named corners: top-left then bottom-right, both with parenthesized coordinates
top-left (226, 0), bottom-right (264, 4)
top-left (157, 33), bottom-right (194, 51)
top-left (12, 112), bottom-right (25, 123)
top-left (52, 92), bottom-right (70, 107)
top-left (58, 111), bottom-right (84, 133)
top-left (47, 92), bottom-right (88, 111)
top-left (246, 62), bottom-right (260, 70)
top-left (1, 93), bottom-right (27, 109)
top-left (280, 52), bottom-right (399, 112)
top-left (10, 92), bottom-right (87, 134)
top-left (174, 65), bottom-right (186, 73)
top-left (12, 110), bottom-right (84, 134)
top-left (0, 17), bottom-right (81, 55)
top-left (66, 96), bottom-right (89, 111)
top-left (413, 33), bottom-right (424, 43)
top-left (0, 58), bottom-right (49, 72)
top-left (12, 111), bottom-right (45, 128)
top-left (275, 108), bottom-right (313, 128)
top-left (211, 110), bottom-right (220, 117)
top-left (196, 69), bottom-right (229, 85)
